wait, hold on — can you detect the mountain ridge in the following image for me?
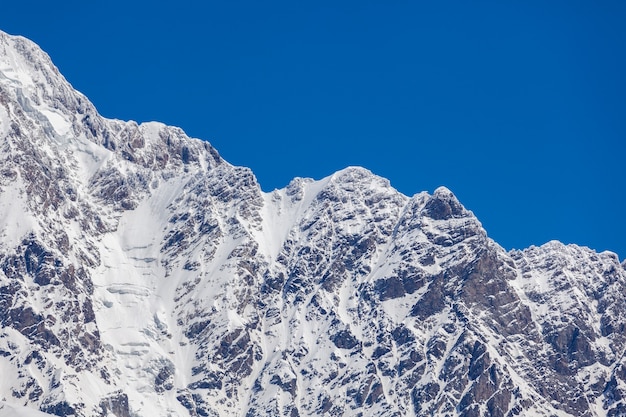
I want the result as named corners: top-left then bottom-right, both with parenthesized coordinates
top-left (1, 29), bottom-right (625, 417)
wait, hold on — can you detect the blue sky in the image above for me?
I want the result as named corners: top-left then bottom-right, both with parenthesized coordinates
top-left (2, 1), bottom-right (625, 259)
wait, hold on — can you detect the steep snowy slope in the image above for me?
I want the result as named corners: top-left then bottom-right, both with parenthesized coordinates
top-left (0, 402), bottom-right (56, 417)
top-left (1, 30), bottom-right (625, 417)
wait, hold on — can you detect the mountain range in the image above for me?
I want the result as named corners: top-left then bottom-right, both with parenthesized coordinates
top-left (1, 30), bottom-right (625, 417)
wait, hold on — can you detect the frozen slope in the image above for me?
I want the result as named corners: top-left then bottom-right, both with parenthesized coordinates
top-left (0, 402), bottom-right (57, 417)
top-left (1, 30), bottom-right (626, 417)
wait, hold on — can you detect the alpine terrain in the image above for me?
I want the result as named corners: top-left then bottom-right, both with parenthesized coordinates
top-left (0, 30), bottom-right (625, 417)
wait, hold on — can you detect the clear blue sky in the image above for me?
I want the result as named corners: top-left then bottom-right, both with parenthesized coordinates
top-left (2, 1), bottom-right (625, 259)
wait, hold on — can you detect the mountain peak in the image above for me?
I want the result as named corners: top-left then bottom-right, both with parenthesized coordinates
top-left (0, 30), bottom-right (56, 86)
top-left (422, 185), bottom-right (469, 220)
top-left (433, 185), bottom-right (453, 196)
top-left (329, 166), bottom-right (383, 184)
top-left (1, 31), bottom-right (625, 417)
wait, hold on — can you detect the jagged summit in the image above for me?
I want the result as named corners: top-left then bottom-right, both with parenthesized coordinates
top-left (0, 31), bottom-right (62, 87)
top-left (1, 30), bottom-right (625, 417)
top-left (422, 186), bottom-right (470, 221)
top-left (0, 29), bottom-right (223, 176)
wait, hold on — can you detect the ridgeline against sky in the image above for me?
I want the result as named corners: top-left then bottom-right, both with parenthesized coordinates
top-left (1, 1), bottom-right (624, 258)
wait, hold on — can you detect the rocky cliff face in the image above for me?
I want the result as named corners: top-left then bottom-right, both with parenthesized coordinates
top-left (0, 30), bottom-right (625, 417)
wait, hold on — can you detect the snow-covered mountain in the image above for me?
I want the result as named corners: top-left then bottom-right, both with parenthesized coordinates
top-left (1, 30), bottom-right (625, 417)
